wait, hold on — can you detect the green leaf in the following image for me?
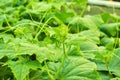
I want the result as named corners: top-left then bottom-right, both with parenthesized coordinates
top-left (80, 41), bottom-right (98, 51)
top-left (101, 13), bottom-right (111, 23)
top-left (98, 72), bottom-right (111, 80)
top-left (80, 41), bottom-right (98, 59)
top-left (68, 45), bottom-right (82, 56)
top-left (101, 13), bottom-right (120, 23)
top-left (7, 61), bottom-right (29, 80)
top-left (66, 30), bottom-right (100, 52)
top-left (95, 48), bottom-right (120, 78)
top-left (7, 60), bottom-right (41, 80)
top-left (101, 37), bottom-right (114, 50)
top-left (0, 33), bottom-right (14, 43)
top-left (111, 77), bottom-right (120, 80)
top-left (44, 57), bottom-right (100, 80)
top-left (46, 25), bottom-right (68, 43)
top-left (69, 15), bottom-right (102, 33)
top-left (95, 46), bottom-right (111, 62)
top-left (0, 42), bottom-right (16, 59)
top-left (69, 16), bottom-right (88, 33)
top-left (80, 30), bottom-right (100, 44)
top-left (100, 23), bottom-right (120, 37)
top-left (109, 48), bottom-right (120, 77)
top-left (84, 15), bottom-right (104, 28)
top-left (8, 39), bottom-right (62, 63)
top-left (53, 10), bottom-right (74, 23)
top-left (36, 45), bottom-right (62, 63)
top-left (16, 42), bottom-right (41, 55)
top-left (32, 2), bottom-right (52, 12)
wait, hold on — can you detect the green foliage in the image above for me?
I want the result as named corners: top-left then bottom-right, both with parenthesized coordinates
top-left (6, 60), bottom-right (41, 80)
top-left (45, 57), bottom-right (100, 80)
top-left (0, 0), bottom-right (120, 80)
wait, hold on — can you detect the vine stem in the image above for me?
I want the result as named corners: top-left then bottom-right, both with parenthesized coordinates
top-left (105, 63), bottom-right (113, 78)
top-left (44, 61), bottom-right (55, 80)
top-left (55, 40), bottom-right (67, 79)
top-left (4, 14), bottom-right (12, 28)
top-left (80, 5), bottom-right (87, 17)
top-left (34, 17), bottom-right (53, 40)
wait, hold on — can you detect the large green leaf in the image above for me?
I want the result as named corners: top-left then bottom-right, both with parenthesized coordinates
top-left (68, 45), bottom-right (82, 56)
top-left (95, 48), bottom-right (120, 78)
top-left (101, 13), bottom-right (120, 23)
top-left (69, 15), bottom-right (103, 33)
top-left (7, 38), bottom-right (62, 63)
top-left (6, 60), bottom-right (41, 80)
top-left (98, 72), bottom-right (111, 80)
top-left (15, 42), bottom-right (62, 63)
top-left (0, 43), bottom-right (16, 59)
top-left (81, 15), bottom-right (104, 30)
top-left (111, 77), bottom-right (120, 80)
top-left (32, 2), bottom-right (52, 12)
top-left (101, 37), bottom-right (114, 46)
top-left (80, 30), bottom-right (100, 44)
top-left (66, 33), bottom-right (85, 46)
top-left (100, 23), bottom-right (120, 37)
top-left (80, 41), bottom-right (98, 51)
top-left (43, 57), bottom-right (100, 80)
top-left (69, 17), bottom-right (88, 33)
top-left (109, 48), bottom-right (120, 77)
top-left (66, 30), bottom-right (100, 46)
top-left (80, 41), bottom-right (99, 59)
top-left (0, 34), bottom-right (16, 59)
top-left (36, 44), bottom-right (63, 63)
top-left (95, 46), bottom-right (112, 63)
